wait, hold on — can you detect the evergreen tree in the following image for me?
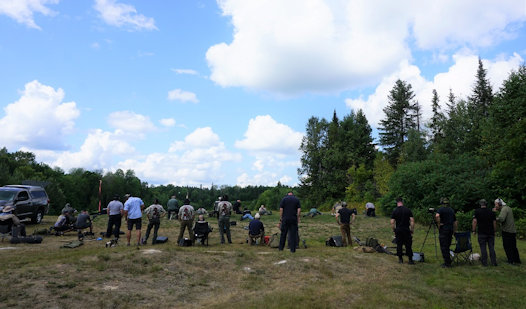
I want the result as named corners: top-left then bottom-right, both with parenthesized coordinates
top-left (379, 79), bottom-right (417, 166)
top-left (483, 65), bottom-right (526, 205)
top-left (321, 111), bottom-right (346, 199)
top-left (298, 117), bottom-right (328, 205)
top-left (428, 89), bottom-right (446, 147)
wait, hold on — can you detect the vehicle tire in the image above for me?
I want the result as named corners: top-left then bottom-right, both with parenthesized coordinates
top-left (32, 209), bottom-right (44, 224)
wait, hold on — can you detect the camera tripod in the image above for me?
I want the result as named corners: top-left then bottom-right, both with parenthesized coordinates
top-left (419, 217), bottom-right (439, 258)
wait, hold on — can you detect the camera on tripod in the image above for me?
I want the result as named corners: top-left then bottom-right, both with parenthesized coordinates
top-left (427, 207), bottom-right (435, 214)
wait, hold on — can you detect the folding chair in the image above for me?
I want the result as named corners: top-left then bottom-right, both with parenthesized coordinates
top-left (451, 232), bottom-right (473, 265)
top-left (193, 221), bottom-right (212, 246)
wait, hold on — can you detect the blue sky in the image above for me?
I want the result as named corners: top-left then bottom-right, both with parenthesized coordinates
top-left (0, 0), bottom-right (525, 187)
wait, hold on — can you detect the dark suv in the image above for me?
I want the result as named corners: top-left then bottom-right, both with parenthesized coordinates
top-left (0, 185), bottom-right (50, 224)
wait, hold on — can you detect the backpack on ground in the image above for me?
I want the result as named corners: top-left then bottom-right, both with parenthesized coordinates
top-left (326, 235), bottom-right (343, 247)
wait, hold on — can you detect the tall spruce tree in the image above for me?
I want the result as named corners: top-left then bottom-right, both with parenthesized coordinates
top-left (298, 117), bottom-right (328, 205)
top-left (322, 111), bottom-right (346, 199)
top-left (379, 79), bottom-right (417, 166)
top-left (428, 89), bottom-right (446, 147)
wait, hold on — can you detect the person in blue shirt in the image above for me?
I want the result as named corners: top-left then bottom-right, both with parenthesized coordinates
top-left (124, 194), bottom-right (145, 246)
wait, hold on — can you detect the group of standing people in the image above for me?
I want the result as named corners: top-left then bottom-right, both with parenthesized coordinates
top-left (390, 196), bottom-right (521, 267)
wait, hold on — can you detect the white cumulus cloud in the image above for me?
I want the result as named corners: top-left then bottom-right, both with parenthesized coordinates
top-left (0, 80), bottom-right (79, 150)
top-left (207, 0), bottom-right (526, 95)
top-left (0, 0), bottom-right (58, 30)
top-left (117, 127), bottom-right (241, 185)
top-left (167, 89), bottom-right (199, 103)
top-left (36, 129), bottom-right (135, 171)
top-left (160, 118), bottom-right (175, 127)
top-left (94, 0), bottom-right (157, 31)
top-left (235, 115), bottom-right (303, 155)
top-left (345, 53), bottom-right (524, 127)
top-left (107, 110), bottom-right (156, 135)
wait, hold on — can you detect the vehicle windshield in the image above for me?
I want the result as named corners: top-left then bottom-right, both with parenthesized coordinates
top-left (0, 190), bottom-right (17, 201)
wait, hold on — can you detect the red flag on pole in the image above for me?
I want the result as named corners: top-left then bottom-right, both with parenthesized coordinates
top-left (98, 179), bottom-right (102, 213)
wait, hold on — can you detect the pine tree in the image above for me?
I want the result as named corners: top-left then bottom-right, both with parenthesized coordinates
top-left (428, 89), bottom-right (446, 146)
top-left (379, 79), bottom-right (417, 166)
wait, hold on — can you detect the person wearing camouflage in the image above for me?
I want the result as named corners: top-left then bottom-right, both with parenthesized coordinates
top-left (217, 194), bottom-right (233, 244)
top-left (178, 199), bottom-right (195, 244)
top-left (143, 199), bottom-right (166, 245)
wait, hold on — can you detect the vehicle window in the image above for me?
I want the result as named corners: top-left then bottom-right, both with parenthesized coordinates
top-left (17, 191), bottom-right (29, 201)
top-left (30, 190), bottom-right (48, 199)
top-left (0, 190), bottom-right (17, 201)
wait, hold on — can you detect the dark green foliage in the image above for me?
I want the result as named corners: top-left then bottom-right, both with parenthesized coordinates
top-left (455, 210), bottom-right (474, 232)
top-left (428, 89), bottom-right (446, 148)
top-left (379, 154), bottom-right (492, 215)
top-left (379, 79), bottom-right (418, 166)
top-left (481, 65), bottom-right (526, 206)
top-left (0, 147), bottom-right (272, 215)
top-left (298, 110), bottom-right (376, 207)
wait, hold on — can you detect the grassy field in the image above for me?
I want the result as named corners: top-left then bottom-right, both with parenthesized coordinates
top-left (0, 212), bottom-right (524, 309)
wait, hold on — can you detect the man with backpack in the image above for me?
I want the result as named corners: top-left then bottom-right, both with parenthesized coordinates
top-left (143, 199), bottom-right (166, 245)
top-left (178, 199), bottom-right (195, 245)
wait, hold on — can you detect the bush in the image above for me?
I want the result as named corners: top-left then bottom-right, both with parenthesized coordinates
top-left (380, 154), bottom-right (492, 215)
top-left (454, 210), bottom-right (474, 232)
top-left (516, 218), bottom-right (526, 239)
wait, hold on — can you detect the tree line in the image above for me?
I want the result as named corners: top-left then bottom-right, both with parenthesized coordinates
top-left (0, 148), bottom-right (285, 215)
top-left (298, 60), bottom-right (526, 234)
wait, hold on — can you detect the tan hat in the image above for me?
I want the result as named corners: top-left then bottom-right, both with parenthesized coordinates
top-left (255, 213), bottom-right (261, 219)
top-left (2, 205), bottom-right (14, 213)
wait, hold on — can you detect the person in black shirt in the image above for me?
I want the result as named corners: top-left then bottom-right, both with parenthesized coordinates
top-left (336, 202), bottom-right (356, 246)
top-left (248, 213), bottom-right (265, 245)
top-left (472, 199), bottom-right (497, 266)
top-left (278, 191), bottom-right (301, 253)
top-left (390, 197), bottom-right (415, 264)
top-left (435, 197), bottom-right (457, 268)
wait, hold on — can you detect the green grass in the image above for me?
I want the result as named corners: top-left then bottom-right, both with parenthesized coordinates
top-left (0, 212), bottom-right (524, 308)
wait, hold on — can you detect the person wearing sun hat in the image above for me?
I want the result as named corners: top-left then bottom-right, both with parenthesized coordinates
top-left (0, 205), bottom-right (26, 236)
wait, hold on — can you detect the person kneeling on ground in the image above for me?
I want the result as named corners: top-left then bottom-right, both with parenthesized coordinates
top-left (0, 206), bottom-right (26, 237)
top-left (53, 209), bottom-right (73, 235)
top-left (143, 199), bottom-right (166, 245)
top-left (304, 207), bottom-right (322, 218)
top-left (248, 213), bottom-right (265, 245)
top-left (74, 210), bottom-right (93, 235)
top-left (365, 202), bottom-right (376, 217)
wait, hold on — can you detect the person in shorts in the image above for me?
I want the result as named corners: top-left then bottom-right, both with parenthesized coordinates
top-left (124, 194), bottom-right (145, 246)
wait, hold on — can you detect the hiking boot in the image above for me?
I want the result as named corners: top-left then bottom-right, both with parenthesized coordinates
top-left (440, 263), bottom-right (451, 268)
top-left (398, 257), bottom-right (403, 264)
top-left (408, 260), bottom-right (415, 265)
